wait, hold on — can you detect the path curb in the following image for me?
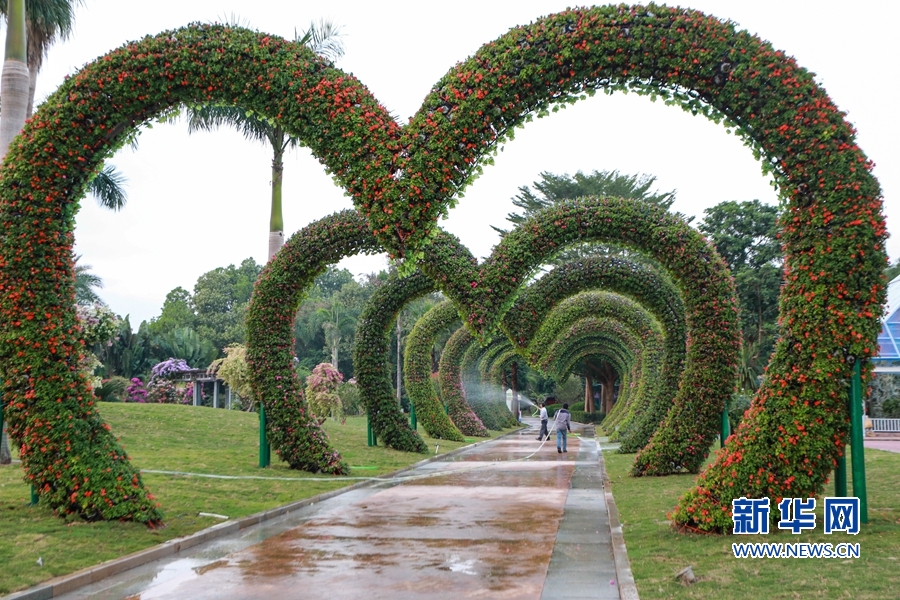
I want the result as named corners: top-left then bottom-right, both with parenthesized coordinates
top-left (3, 426), bottom-right (525, 600)
top-left (598, 446), bottom-right (640, 600)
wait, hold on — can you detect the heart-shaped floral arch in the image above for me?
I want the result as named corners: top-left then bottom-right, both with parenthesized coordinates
top-left (0, 4), bottom-right (885, 531)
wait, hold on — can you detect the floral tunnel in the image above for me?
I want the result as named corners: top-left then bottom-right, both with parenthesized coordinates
top-left (417, 196), bottom-right (741, 477)
top-left (527, 292), bottom-right (667, 440)
top-left (502, 256), bottom-right (687, 452)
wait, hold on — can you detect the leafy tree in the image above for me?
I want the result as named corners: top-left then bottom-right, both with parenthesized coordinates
top-left (147, 286), bottom-right (195, 336)
top-left (184, 19), bottom-right (344, 260)
top-left (699, 200), bottom-right (781, 360)
top-left (493, 169), bottom-right (677, 234)
top-left (192, 258), bottom-right (262, 353)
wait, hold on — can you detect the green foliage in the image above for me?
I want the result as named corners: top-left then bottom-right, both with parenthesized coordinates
top-left (554, 376), bottom-right (583, 405)
top-left (885, 259), bottom-right (900, 283)
top-left (192, 258), bottom-right (261, 354)
top-left (699, 200), bottom-right (781, 358)
top-left (728, 392), bottom-right (753, 430)
top-left (570, 410), bottom-right (605, 425)
top-left (881, 397), bottom-right (900, 419)
top-left (94, 376), bottom-right (129, 403)
top-left (153, 327), bottom-right (216, 368)
top-left (147, 287), bottom-right (194, 337)
top-left (207, 344), bottom-right (254, 404)
top-left (403, 301), bottom-right (465, 441)
top-left (336, 382), bottom-right (363, 416)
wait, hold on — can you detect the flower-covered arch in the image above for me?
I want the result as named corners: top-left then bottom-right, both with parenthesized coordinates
top-left (0, 4), bottom-right (885, 529)
top-left (403, 301), bottom-right (463, 442)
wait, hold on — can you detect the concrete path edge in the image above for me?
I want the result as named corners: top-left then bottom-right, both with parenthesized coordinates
top-left (3, 427), bottom-right (526, 600)
top-left (598, 448), bottom-right (640, 600)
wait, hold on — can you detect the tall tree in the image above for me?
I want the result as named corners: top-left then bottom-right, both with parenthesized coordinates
top-left (699, 200), bottom-right (782, 361)
top-left (0, 0), bottom-right (29, 159)
top-left (185, 19), bottom-right (344, 260)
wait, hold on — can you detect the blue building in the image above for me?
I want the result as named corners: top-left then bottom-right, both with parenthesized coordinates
top-left (875, 274), bottom-right (900, 370)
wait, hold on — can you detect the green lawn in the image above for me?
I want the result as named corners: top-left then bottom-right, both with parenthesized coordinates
top-left (0, 403), bottom-right (516, 595)
top-left (605, 446), bottom-right (900, 599)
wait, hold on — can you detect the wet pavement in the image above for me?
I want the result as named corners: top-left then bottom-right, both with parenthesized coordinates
top-left (56, 422), bottom-right (618, 600)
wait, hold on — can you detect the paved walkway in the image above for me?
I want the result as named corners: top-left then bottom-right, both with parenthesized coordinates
top-left (56, 422), bottom-right (620, 600)
top-left (865, 439), bottom-right (900, 454)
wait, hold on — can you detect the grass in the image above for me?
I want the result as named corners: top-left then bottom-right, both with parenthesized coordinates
top-left (605, 446), bottom-right (900, 599)
top-left (0, 403), bottom-right (517, 595)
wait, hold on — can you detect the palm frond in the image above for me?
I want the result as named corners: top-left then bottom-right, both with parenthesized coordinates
top-left (74, 254), bottom-right (104, 305)
top-left (185, 104), bottom-right (273, 146)
top-left (0, 0), bottom-right (83, 72)
top-left (214, 12), bottom-right (252, 29)
top-left (89, 163), bottom-right (127, 211)
top-left (296, 18), bottom-right (345, 62)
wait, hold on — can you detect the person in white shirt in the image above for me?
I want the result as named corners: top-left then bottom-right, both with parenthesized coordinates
top-left (536, 400), bottom-right (550, 441)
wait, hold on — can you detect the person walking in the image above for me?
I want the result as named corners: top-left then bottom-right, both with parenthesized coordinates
top-left (536, 400), bottom-right (550, 441)
top-left (554, 403), bottom-right (572, 453)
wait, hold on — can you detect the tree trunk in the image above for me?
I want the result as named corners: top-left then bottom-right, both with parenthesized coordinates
top-left (331, 336), bottom-right (339, 369)
top-left (511, 361), bottom-right (518, 418)
top-left (596, 362), bottom-right (617, 414)
top-left (26, 61), bottom-right (38, 116)
top-left (267, 138), bottom-right (285, 259)
top-left (585, 373), bottom-right (594, 413)
top-left (0, 0), bottom-right (29, 160)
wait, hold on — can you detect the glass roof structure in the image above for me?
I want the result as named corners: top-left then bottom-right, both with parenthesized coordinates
top-left (876, 275), bottom-right (900, 363)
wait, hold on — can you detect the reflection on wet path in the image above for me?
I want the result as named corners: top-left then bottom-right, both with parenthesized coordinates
top-left (59, 427), bottom-right (590, 600)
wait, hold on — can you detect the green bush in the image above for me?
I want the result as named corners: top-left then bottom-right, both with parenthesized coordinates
top-left (882, 397), bottom-right (900, 418)
top-left (94, 376), bottom-right (129, 402)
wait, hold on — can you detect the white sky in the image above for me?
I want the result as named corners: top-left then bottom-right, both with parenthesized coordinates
top-left (17, 0), bottom-right (899, 324)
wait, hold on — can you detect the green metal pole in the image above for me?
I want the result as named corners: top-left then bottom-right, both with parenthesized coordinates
top-left (835, 453), bottom-right (847, 497)
top-left (849, 360), bottom-right (868, 523)
top-left (720, 401), bottom-right (731, 449)
top-left (410, 401), bottom-right (417, 430)
top-left (30, 485), bottom-right (38, 506)
top-left (259, 402), bottom-right (268, 468)
top-left (367, 412), bottom-right (375, 447)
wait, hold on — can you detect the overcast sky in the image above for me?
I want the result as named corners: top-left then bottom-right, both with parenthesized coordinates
top-left (15, 0), bottom-right (899, 324)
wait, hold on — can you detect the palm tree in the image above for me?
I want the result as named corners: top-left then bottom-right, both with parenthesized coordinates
top-left (74, 254), bottom-right (103, 305)
top-left (0, 0), bottom-right (29, 159)
top-left (316, 300), bottom-right (357, 369)
top-left (185, 19), bottom-right (344, 260)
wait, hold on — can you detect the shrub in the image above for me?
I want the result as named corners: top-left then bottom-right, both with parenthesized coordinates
top-left (337, 382), bottom-right (363, 416)
top-left (882, 397), bottom-right (900, 419)
top-left (125, 378), bottom-right (148, 403)
top-left (305, 363), bottom-right (344, 423)
top-left (94, 376), bottom-right (129, 402)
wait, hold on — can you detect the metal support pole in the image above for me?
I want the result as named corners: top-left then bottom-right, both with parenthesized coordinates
top-left (30, 485), bottom-right (38, 506)
top-left (259, 402), bottom-right (269, 468)
top-left (213, 380), bottom-right (219, 409)
top-left (720, 401), bottom-right (731, 448)
top-left (850, 360), bottom-right (868, 523)
top-left (227, 386), bottom-right (232, 410)
top-left (193, 381), bottom-right (199, 406)
top-left (410, 401), bottom-right (417, 430)
top-left (367, 412), bottom-right (376, 446)
top-left (835, 453), bottom-right (847, 497)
